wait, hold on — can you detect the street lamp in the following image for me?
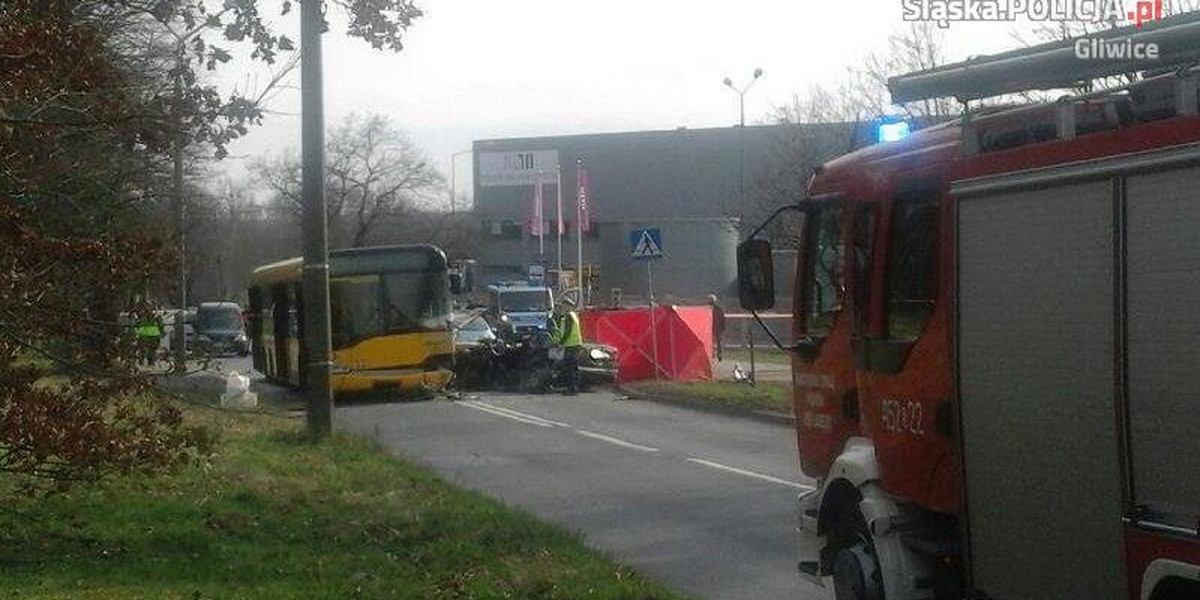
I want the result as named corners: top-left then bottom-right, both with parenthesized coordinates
top-left (723, 67), bottom-right (763, 217)
top-left (449, 149), bottom-right (472, 214)
top-left (723, 67), bottom-right (763, 385)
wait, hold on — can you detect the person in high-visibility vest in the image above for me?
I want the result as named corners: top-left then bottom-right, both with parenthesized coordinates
top-left (551, 301), bottom-right (582, 394)
top-left (134, 314), bottom-right (163, 366)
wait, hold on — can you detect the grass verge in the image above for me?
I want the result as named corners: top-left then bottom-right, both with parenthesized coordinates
top-left (624, 380), bottom-right (793, 415)
top-left (0, 397), bottom-right (684, 600)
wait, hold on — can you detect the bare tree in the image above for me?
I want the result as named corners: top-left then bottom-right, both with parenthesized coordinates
top-left (750, 23), bottom-right (957, 246)
top-left (777, 22), bottom-right (958, 128)
top-left (863, 22), bottom-right (959, 121)
top-left (0, 0), bottom-right (427, 491)
top-left (256, 113), bottom-right (444, 248)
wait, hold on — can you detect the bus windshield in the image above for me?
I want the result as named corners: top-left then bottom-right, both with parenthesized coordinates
top-left (330, 270), bottom-right (449, 349)
top-left (500, 290), bottom-right (551, 312)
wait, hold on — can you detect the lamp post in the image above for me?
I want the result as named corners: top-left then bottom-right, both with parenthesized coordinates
top-left (723, 68), bottom-right (763, 386)
top-left (722, 67), bottom-right (763, 219)
top-left (448, 149), bottom-right (472, 214)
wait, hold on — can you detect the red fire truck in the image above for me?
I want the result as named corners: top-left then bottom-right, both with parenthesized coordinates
top-left (737, 13), bottom-right (1200, 600)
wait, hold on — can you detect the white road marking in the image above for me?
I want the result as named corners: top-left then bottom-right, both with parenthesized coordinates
top-left (473, 402), bottom-right (571, 427)
top-left (575, 430), bottom-right (660, 453)
top-left (686, 458), bottom-right (815, 491)
top-left (459, 401), bottom-right (552, 427)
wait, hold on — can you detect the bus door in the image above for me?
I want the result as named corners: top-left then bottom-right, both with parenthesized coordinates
top-left (285, 283), bottom-right (301, 386)
top-left (271, 284), bottom-right (291, 385)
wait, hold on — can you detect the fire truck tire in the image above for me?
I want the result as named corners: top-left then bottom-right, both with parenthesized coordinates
top-left (833, 540), bottom-right (885, 600)
top-left (829, 499), bottom-right (885, 600)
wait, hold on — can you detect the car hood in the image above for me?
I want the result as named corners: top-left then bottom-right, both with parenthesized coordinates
top-left (197, 329), bottom-right (244, 338)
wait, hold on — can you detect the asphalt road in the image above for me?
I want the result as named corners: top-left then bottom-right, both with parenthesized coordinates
top-left (336, 390), bottom-right (826, 600)
top-left (206, 356), bottom-right (825, 599)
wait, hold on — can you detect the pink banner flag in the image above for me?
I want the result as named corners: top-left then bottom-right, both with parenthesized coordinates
top-left (577, 166), bottom-right (592, 233)
top-left (529, 173), bottom-right (544, 237)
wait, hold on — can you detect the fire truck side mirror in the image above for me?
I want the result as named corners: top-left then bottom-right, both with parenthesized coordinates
top-left (737, 239), bottom-right (775, 311)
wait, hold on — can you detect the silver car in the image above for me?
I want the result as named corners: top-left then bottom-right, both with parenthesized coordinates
top-left (452, 311), bottom-right (497, 350)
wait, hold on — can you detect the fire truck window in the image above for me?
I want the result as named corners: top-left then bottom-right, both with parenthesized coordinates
top-left (853, 205), bottom-right (878, 336)
top-left (887, 198), bottom-right (939, 339)
top-left (804, 204), bottom-right (843, 334)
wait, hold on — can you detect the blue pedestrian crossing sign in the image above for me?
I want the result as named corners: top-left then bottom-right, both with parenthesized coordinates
top-left (630, 228), bottom-right (663, 260)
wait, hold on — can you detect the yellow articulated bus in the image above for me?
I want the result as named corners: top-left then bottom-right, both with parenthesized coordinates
top-left (247, 244), bottom-right (454, 395)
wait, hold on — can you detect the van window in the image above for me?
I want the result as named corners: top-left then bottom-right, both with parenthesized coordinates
top-left (499, 290), bottom-right (551, 312)
top-left (196, 305), bottom-right (243, 333)
top-left (887, 196), bottom-right (939, 339)
top-left (802, 203), bottom-right (844, 335)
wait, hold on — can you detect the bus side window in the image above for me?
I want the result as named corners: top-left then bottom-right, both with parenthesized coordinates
top-left (800, 202), bottom-right (844, 335)
top-left (886, 195), bottom-right (940, 340)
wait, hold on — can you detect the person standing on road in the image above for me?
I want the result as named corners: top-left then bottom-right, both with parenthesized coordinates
top-left (708, 294), bottom-right (726, 362)
top-left (551, 301), bottom-right (583, 395)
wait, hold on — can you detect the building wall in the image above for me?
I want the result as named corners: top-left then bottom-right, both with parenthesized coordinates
top-left (471, 123), bottom-right (856, 304)
top-left (597, 219), bottom-right (739, 304)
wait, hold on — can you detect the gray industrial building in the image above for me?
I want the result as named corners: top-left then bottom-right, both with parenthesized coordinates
top-left (470, 123), bottom-right (858, 304)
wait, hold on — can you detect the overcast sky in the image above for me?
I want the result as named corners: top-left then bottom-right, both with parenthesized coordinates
top-left (215, 0), bottom-right (1029, 204)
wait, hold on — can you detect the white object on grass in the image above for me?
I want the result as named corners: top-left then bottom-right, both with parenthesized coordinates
top-left (220, 371), bottom-right (257, 409)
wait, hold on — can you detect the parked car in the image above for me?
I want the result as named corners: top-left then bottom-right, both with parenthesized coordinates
top-left (577, 342), bottom-right (618, 388)
top-left (194, 302), bottom-right (249, 357)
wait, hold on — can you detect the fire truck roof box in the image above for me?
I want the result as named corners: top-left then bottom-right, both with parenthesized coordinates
top-left (889, 11), bottom-right (1200, 103)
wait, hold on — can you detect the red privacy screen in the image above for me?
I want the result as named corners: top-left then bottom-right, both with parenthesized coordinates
top-left (580, 306), bottom-right (713, 382)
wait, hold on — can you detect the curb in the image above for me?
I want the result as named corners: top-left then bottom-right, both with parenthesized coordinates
top-left (616, 384), bottom-right (796, 427)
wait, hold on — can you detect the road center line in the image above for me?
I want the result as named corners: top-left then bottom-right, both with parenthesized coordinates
top-left (473, 402), bottom-right (571, 427)
top-left (686, 458), bottom-right (814, 491)
top-left (575, 430), bottom-right (660, 453)
top-left (458, 401), bottom-right (552, 427)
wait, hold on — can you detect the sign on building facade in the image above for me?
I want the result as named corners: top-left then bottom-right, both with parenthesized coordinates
top-left (478, 150), bottom-right (560, 187)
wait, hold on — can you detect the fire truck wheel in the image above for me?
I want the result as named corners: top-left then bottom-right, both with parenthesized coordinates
top-left (832, 539), bottom-right (885, 600)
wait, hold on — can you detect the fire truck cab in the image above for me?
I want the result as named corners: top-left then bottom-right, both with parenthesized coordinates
top-left (737, 13), bottom-right (1200, 600)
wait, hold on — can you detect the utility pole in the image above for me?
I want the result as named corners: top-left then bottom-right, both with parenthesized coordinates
top-left (301, 0), bottom-right (333, 435)
top-left (723, 68), bottom-right (763, 385)
top-left (172, 44), bottom-right (187, 373)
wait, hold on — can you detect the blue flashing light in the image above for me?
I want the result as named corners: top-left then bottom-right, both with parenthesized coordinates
top-left (877, 120), bottom-right (910, 143)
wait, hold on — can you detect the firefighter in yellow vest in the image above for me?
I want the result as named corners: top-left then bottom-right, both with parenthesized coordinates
top-left (551, 300), bottom-right (583, 394)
